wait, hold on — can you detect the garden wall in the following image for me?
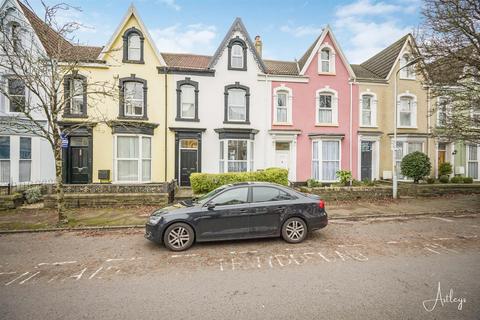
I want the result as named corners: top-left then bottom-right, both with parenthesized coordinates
top-left (43, 193), bottom-right (169, 209)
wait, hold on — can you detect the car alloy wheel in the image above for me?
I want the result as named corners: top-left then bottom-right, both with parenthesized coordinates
top-left (163, 223), bottom-right (194, 251)
top-left (282, 218), bottom-right (307, 243)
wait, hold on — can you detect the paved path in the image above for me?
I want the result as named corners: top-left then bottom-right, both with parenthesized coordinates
top-left (0, 213), bottom-right (479, 319)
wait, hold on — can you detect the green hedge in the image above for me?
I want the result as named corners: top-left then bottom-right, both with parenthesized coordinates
top-left (190, 168), bottom-right (289, 194)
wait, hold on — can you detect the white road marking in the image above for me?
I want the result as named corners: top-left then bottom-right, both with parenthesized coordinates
top-left (105, 258), bottom-right (124, 262)
top-left (424, 247), bottom-right (441, 255)
top-left (170, 254), bottom-right (198, 258)
top-left (5, 272), bottom-right (29, 286)
top-left (19, 271), bottom-right (40, 284)
top-left (89, 267), bottom-right (103, 280)
top-left (387, 241), bottom-right (398, 244)
top-left (37, 261), bottom-right (77, 266)
top-left (0, 272), bottom-right (16, 275)
top-left (432, 243), bottom-right (459, 253)
top-left (430, 217), bottom-right (454, 222)
top-left (433, 237), bottom-right (455, 241)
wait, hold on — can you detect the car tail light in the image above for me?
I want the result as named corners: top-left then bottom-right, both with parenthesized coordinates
top-left (318, 200), bottom-right (325, 209)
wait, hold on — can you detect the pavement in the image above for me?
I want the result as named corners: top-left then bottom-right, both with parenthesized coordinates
top-left (0, 210), bottom-right (479, 319)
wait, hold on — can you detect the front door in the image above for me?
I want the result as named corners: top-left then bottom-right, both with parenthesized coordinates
top-left (438, 143), bottom-right (447, 168)
top-left (179, 139), bottom-right (198, 186)
top-left (275, 142), bottom-right (291, 178)
top-left (68, 137), bottom-right (90, 184)
top-left (360, 141), bottom-right (373, 181)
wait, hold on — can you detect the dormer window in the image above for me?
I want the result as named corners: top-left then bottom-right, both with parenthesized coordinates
top-left (400, 53), bottom-right (416, 79)
top-left (122, 27), bottom-right (144, 63)
top-left (318, 44), bottom-right (335, 74)
top-left (228, 38), bottom-right (247, 71)
top-left (10, 22), bottom-right (21, 52)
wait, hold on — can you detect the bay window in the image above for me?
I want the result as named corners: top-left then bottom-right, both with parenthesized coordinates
top-left (219, 139), bottom-right (254, 173)
top-left (0, 136), bottom-right (10, 183)
top-left (115, 135), bottom-right (151, 182)
top-left (312, 140), bottom-right (340, 182)
top-left (19, 137), bottom-right (31, 182)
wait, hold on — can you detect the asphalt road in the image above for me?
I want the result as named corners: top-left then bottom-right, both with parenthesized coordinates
top-left (0, 213), bottom-right (479, 320)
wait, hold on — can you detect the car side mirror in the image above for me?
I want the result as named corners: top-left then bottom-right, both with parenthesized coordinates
top-left (207, 203), bottom-right (216, 210)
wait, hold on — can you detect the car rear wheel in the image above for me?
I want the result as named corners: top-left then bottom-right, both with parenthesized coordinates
top-left (281, 218), bottom-right (307, 243)
top-left (163, 223), bottom-right (194, 251)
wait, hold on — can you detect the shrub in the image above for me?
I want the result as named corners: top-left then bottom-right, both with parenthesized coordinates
top-left (439, 175), bottom-right (450, 183)
top-left (24, 186), bottom-right (42, 204)
top-left (190, 167), bottom-right (288, 194)
top-left (463, 176), bottom-right (473, 183)
top-left (426, 177), bottom-right (435, 184)
top-left (450, 176), bottom-right (464, 183)
top-left (306, 179), bottom-right (321, 187)
top-left (352, 179), bottom-right (363, 186)
top-left (438, 162), bottom-right (452, 177)
top-left (336, 170), bottom-right (352, 186)
top-left (400, 152), bottom-right (432, 183)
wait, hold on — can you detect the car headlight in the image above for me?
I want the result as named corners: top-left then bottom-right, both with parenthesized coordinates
top-left (148, 214), bottom-right (163, 225)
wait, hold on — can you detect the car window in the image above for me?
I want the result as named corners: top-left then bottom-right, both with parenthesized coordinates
top-left (252, 187), bottom-right (293, 203)
top-left (210, 187), bottom-right (249, 206)
top-left (196, 186), bottom-right (227, 205)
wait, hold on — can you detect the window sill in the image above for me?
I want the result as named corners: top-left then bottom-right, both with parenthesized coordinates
top-left (273, 122), bottom-right (293, 126)
top-left (223, 120), bottom-right (251, 125)
top-left (63, 114), bottom-right (88, 119)
top-left (399, 77), bottom-right (416, 81)
top-left (228, 67), bottom-right (247, 71)
top-left (315, 123), bottom-right (339, 127)
top-left (175, 117), bottom-right (200, 122)
top-left (360, 125), bottom-right (378, 129)
top-left (118, 115), bottom-right (148, 121)
top-left (317, 72), bottom-right (336, 76)
top-left (122, 60), bottom-right (145, 64)
top-left (397, 126), bottom-right (418, 129)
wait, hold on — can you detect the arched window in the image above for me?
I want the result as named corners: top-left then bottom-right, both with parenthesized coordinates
top-left (360, 93), bottom-right (377, 127)
top-left (273, 86), bottom-right (292, 124)
top-left (224, 83), bottom-right (250, 123)
top-left (316, 88), bottom-right (338, 125)
top-left (64, 74), bottom-right (87, 117)
top-left (398, 94), bottom-right (417, 128)
top-left (400, 53), bottom-right (416, 79)
top-left (119, 77), bottom-right (148, 119)
top-left (176, 78), bottom-right (199, 121)
top-left (122, 27), bottom-right (144, 63)
top-left (228, 38), bottom-right (247, 70)
top-left (9, 22), bottom-right (21, 52)
top-left (318, 44), bottom-right (335, 74)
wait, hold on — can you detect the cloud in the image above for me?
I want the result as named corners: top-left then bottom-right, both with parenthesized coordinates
top-left (151, 24), bottom-right (217, 54)
top-left (333, 0), bottom-right (420, 63)
top-left (280, 24), bottom-right (322, 37)
top-left (158, 0), bottom-right (181, 11)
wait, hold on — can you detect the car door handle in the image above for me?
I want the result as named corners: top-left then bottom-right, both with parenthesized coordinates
top-left (238, 209), bottom-right (249, 213)
top-left (275, 206), bottom-right (286, 210)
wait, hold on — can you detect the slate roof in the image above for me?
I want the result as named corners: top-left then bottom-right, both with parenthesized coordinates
top-left (353, 34), bottom-right (410, 81)
top-left (297, 35), bottom-right (321, 72)
top-left (263, 60), bottom-right (299, 75)
top-left (161, 53), bottom-right (211, 70)
top-left (19, 1), bottom-right (103, 62)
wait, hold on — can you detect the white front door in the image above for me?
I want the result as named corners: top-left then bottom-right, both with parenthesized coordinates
top-left (275, 142), bottom-right (292, 180)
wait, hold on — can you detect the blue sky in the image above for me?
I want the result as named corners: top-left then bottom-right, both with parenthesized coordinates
top-left (28, 0), bottom-right (422, 63)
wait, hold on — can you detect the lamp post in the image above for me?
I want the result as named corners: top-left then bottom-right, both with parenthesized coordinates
top-left (393, 57), bottom-right (422, 199)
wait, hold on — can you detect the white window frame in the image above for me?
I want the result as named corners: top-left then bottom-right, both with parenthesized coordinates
top-left (19, 136), bottom-right (31, 183)
top-left (394, 139), bottom-right (425, 180)
top-left (69, 78), bottom-right (84, 115)
top-left (180, 84), bottom-right (195, 119)
top-left (123, 81), bottom-right (144, 117)
top-left (273, 86), bottom-right (292, 125)
top-left (397, 93), bottom-right (417, 128)
top-left (231, 44), bottom-right (244, 69)
top-left (436, 96), bottom-right (450, 127)
top-left (0, 135), bottom-right (10, 184)
top-left (315, 88), bottom-right (338, 126)
top-left (5, 77), bottom-right (26, 114)
top-left (466, 144), bottom-right (480, 181)
top-left (311, 139), bottom-right (341, 182)
top-left (114, 134), bottom-right (152, 183)
top-left (227, 88), bottom-right (247, 122)
top-left (127, 33), bottom-right (141, 61)
top-left (219, 139), bottom-right (254, 173)
top-left (399, 53), bottom-right (416, 80)
top-left (359, 92), bottom-right (377, 127)
top-left (318, 43), bottom-right (336, 74)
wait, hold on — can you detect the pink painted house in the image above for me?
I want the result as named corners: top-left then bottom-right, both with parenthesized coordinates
top-left (266, 26), bottom-right (359, 183)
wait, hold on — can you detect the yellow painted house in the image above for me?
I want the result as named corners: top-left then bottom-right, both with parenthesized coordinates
top-left (58, 5), bottom-right (173, 184)
top-left (351, 34), bottom-right (435, 180)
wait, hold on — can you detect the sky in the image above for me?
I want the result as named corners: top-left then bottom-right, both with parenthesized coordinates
top-left (27, 0), bottom-right (423, 64)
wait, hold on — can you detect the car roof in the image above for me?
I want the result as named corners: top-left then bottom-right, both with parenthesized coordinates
top-left (229, 182), bottom-right (285, 187)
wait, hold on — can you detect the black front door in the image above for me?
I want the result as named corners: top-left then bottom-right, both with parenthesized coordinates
top-left (68, 137), bottom-right (90, 184)
top-left (361, 141), bottom-right (373, 181)
top-left (179, 139), bottom-right (198, 186)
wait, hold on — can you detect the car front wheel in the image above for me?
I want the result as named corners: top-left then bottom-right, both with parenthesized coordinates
top-left (163, 223), bottom-right (194, 251)
top-left (281, 218), bottom-right (307, 243)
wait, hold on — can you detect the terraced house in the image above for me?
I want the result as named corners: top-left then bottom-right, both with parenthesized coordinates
top-left (351, 34), bottom-right (434, 181)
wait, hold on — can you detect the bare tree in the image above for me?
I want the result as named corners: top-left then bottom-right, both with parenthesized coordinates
top-left (0, 1), bottom-right (115, 223)
top-left (416, 0), bottom-right (480, 143)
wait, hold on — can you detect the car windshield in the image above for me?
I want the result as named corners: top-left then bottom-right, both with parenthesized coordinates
top-left (195, 186), bottom-right (227, 205)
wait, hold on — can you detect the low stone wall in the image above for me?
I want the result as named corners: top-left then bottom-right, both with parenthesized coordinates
top-left (300, 183), bottom-right (480, 201)
top-left (0, 194), bottom-right (24, 210)
top-left (45, 181), bottom-right (176, 194)
top-left (43, 193), bottom-right (169, 209)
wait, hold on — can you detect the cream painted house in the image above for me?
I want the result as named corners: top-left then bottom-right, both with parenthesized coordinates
top-left (351, 34), bottom-right (435, 181)
top-left (58, 5), bottom-right (172, 184)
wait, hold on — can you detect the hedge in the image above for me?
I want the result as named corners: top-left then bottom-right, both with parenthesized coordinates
top-left (190, 168), bottom-right (289, 194)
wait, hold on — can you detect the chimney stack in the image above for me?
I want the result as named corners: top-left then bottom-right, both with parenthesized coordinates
top-left (254, 35), bottom-right (262, 57)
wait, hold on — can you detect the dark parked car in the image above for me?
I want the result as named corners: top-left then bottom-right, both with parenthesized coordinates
top-left (145, 182), bottom-right (327, 251)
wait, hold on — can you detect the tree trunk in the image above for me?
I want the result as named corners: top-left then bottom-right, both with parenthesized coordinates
top-left (54, 142), bottom-right (66, 224)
